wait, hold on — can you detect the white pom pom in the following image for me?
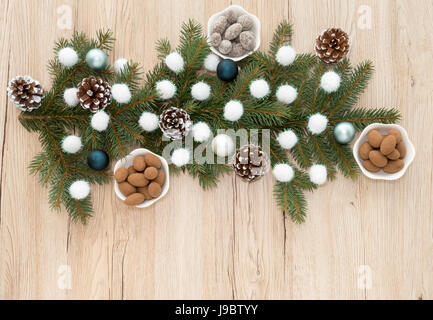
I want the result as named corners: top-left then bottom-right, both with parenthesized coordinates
top-left (111, 83), bottom-right (132, 104)
top-left (139, 112), bottom-right (159, 132)
top-left (250, 79), bottom-right (270, 99)
top-left (192, 122), bottom-right (212, 142)
top-left (69, 180), bottom-right (90, 200)
top-left (276, 85), bottom-right (297, 104)
top-left (277, 130), bottom-right (298, 150)
top-left (171, 148), bottom-right (190, 167)
top-left (308, 113), bottom-right (328, 135)
top-left (58, 47), bottom-right (79, 67)
top-left (309, 164), bottom-right (327, 185)
top-left (191, 81), bottom-right (211, 101)
top-left (91, 110), bottom-right (110, 132)
top-left (204, 53), bottom-right (220, 72)
top-left (272, 163), bottom-right (294, 182)
top-left (276, 45), bottom-right (296, 66)
top-left (114, 58), bottom-right (128, 74)
top-left (61, 135), bottom-right (82, 154)
top-left (224, 100), bottom-right (244, 122)
top-left (211, 134), bottom-right (235, 157)
top-left (320, 71), bottom-right (341, 93)
top-left (63, 88), bottom-right (79, 107)
top-left (165, 51), bottom-right (184, 73)
top-left (156, 80), bottom-right (176, 100)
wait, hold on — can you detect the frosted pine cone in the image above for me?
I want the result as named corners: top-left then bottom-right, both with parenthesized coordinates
top-left (159, 107), bottom-right (192, 140)
top-left (7, 76), bottom-right (45, 112)
top-left (233, 144), bottom-right (270, 182)
top-left (77, 76), bottom-right (111, 113)
top-left (315, 28), bottom-right (349, 64)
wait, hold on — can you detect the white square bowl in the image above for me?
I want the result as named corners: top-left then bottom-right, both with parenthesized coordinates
top-left (352, 123), bottom-right (415, 180)
top-left (113, 148), bottom-right (170, 208)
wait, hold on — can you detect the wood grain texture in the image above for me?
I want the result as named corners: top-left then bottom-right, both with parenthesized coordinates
top-left (0, 0), bottom-right (432, 300)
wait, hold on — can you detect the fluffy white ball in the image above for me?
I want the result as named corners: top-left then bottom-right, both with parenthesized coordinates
top-left (224, 100), bottom-right (244, 122)
top-left (69, 180), bottom-right (90, 200)
top-left (58, 47), bottom-right (79, 67)
top-left (139, 112), bottom-right (159, 132)
top-left (156, 80), bottom-right (176, 100)
top-left (165, 51), bottom-right (184, 73)
top-left (63, 88), bottom-right (79, 107)
top-left (61, 135), bottom-right (82, 154)
top-left (309, 164), bottom-right (327, 185)
top-left (273, 163), bottom-right (294, 182)
top-left (308, 113), bottom-right (328, 135)
top-left (171, 148), bottom-right (190, 167)
top-left (276, 45), bottom-right (296, 66)
top-left (114, 58), bottom-right (128, 74)
top-left (204, 53), bottom-right (220, 72)
top-left (320, 71), bottom-right (341, 93)
top-left (192, 122), bottom-right (212, 142)
top-left (276, 85), bottom-right (297, 104)
top-left (277, 130), bottom-right (298, 150)
top-left (91, 110), bottom-right (110, 132)
top-left (250, 79), bottom-right (270, 99)
top-left (191, 82), bottom-right (211, 101)
top-left (111, 83), bottom-right (132, 104)
top-left (211, 134), bottom-right (235, 157)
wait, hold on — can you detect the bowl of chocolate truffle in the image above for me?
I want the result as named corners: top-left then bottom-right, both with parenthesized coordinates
top-left (207, 5), bottom-right (260, 61)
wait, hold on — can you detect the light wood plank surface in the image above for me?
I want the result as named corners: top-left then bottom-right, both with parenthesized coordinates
top-left (0, 0), bottom-right (432, 300)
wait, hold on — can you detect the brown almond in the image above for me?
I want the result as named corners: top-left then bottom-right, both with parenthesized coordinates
top-left (396, 142), bottom-right (406, 158)
top-left (144, 153), bottom-right (161, 169)
top-left (387, 149), bottom-right (400, 160)
top-left (369, 150), bottom-right (388, 168)
top-left (118, 182), bottom-right (136, 197)
top-left (154, 170), bottom-right (165, 186)
top-left (384, 159), bottom-right (405, 173)
top-left (127, 173), bottom-right (149, 187)
top-left (114, 167), bottom-right (128, 182)
top-left (137, 186), bottom-right (152, 200)
top-left (133, 156), bottom-right (146, 171)
top-left (127, 166), bottom-right (137, 175)
top-left (367, 130), bottom-right (384, 148)
top-left (148, 182), bottom-right (162, 198)
top-left (363, 160), bottom-right (380, 172)
top-left (388, 128), bottom-right (402, 143)
top-left (125, 193), bottom-right (145, 206)
top-left (359, 142), bottom-right (372, 160)
top-left (144, 167), bottom-right (158, 180)
top-left (380, 135), bottom-right (397, 155)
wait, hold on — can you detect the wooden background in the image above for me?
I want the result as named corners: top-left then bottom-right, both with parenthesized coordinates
top-left (0, 0), bottom-right (432, 300)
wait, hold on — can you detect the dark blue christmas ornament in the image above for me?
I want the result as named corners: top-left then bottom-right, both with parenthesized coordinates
top-left (87, 150), bottom-right (109, 171)
top-left (216, 59), bottom-right (238, 82)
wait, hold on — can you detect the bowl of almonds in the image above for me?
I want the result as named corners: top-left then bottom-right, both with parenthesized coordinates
top-left (113, 148), bottom-right (169, 207)
top-left (353, 123), bottom-right (415, 180)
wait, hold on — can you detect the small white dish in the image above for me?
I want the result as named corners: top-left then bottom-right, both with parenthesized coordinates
top-left (207, 5), bottom-right (261, 62)
top-left (353, 123), bottom-right (415, 180)
top-left (113, 148), bottom-right (170, 208)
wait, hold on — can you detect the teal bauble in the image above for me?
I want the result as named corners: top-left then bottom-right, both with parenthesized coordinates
top-left (216, 59), bottom-right (238, 82)
top-left (333, 122), bottom-right (356, 144)
top-left (85, 49), bottom-right (108, 70)
top-left (87, 150), bottom-right (109, 171)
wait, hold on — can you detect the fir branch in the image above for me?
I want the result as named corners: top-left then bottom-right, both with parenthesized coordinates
top-left (269, 20), bottom-right (293, 56)
top-left (330, 107), bottom-right (401, 130)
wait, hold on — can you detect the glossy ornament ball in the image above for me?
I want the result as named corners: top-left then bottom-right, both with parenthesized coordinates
top-left (333, 122), bottom-right (356, 144)
top-left (216, 59), bottom-right (238, 82)
top-left (87, 150), bottom-right (109, 171)
top-left (85, 49), bottom-right (108, 70)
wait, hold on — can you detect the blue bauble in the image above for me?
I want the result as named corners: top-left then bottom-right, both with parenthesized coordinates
top-left (87, 150), bottom-right (109, 171)
top-left (85, 49), bottom-right (108, 70)
top-left (333, 122), bottom-right (356, 144)
top-left (216, 59), bottom-right (238, 82)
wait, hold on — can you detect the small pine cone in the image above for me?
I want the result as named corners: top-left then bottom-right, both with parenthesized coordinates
top-left (233, 144), bottom-right (270, 182)
top-left (159, 107), bottom-right (192, 140)
top-left (77, 76), bottom-right (111, 113)
top-left (315, 28), bottom-right (349, 64)
top-left (7, 76), bottom-right (45, 112)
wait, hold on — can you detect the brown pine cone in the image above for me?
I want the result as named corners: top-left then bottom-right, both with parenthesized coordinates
top-left (315, 28), bottom-right (349, 64)
top-left (233, 144), bottom-right (270, 182)
top-left (77, 76), bottom-right (111, 113)
top-left (159, 107), bottom-right (192, 140)
top-left (7, 76), bottom-right (45, 112)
